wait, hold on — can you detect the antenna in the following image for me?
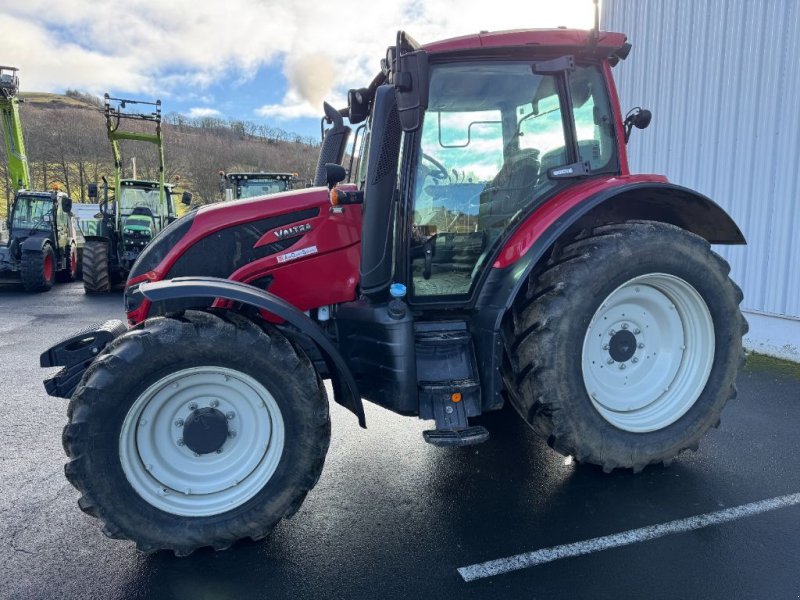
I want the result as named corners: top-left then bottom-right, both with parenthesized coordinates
top-left (591, 0), bottom-right (600, 47)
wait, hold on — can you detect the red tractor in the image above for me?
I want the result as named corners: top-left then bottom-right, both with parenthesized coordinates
top-left (42, 27), bottom-right (746, 555)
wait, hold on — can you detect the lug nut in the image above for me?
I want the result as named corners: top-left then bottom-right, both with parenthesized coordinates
top-left (602, 344), bottom-right (609, 350)
top-left (210, 399), bottom-right (219, 408)
top-left (619, 363), bottom-right (626, 370)
top-left (621, 323), bottom-right (629, 330)
top-left (638, 343), bottom-right (645, 349)
top-left (632, 357), bottom-right (639, 363)
top-left (609, 329), bottom-right (616, 336)
top-left (177, 438), bottom-right (184, 446)
top-left (607, 358), bottom-right (614, 365)
top-left (634, 328), bottom-right (641, 334)
top-left (174, 419), bottom-right (184, 427)
top-left (226, 411), bottom-right (235, 420)
top-left (189, 403), bottom-right (198, 411)
top-left (216, 449), bottom-right (223, 454)
top-left (228, 431), bottom-right (237, 438)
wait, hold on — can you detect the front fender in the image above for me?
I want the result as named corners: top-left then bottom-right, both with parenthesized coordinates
top-left (140, 276), bottom-right (366, 427)
top-left (20, 235), bottom-right (51, 253)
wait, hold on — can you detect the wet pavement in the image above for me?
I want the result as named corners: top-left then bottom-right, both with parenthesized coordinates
top-left (1, 281), bottom-right (799, 599)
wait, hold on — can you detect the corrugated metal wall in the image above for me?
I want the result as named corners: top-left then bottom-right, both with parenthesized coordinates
top-left (603, 0), bottom-right (800, 359)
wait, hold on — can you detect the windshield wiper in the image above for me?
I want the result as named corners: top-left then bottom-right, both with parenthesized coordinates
top-left (28, 214), bottom-right (51, 235)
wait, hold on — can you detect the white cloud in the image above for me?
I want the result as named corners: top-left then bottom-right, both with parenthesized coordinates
top-left (2, 0), bottom-right (597, 119)
top-left (187, 107), bottom-right (222, 118)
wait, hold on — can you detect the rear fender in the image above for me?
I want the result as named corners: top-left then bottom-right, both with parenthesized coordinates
top-left (140, 276), bottom-right (366, 427)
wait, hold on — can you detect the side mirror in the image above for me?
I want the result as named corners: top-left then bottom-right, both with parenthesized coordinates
top-left (181, 191), bottom-right (193, 206)
top-left (634, 109), bottom-right (652, 130)
top-left (61, 196), bottom-right (73, 214)
top-left (325, 163), bottom-right (347, 189)
top-left (87, 182), bottom-right (98, 199)
top-left (623, 107), bottom-right (652, 143)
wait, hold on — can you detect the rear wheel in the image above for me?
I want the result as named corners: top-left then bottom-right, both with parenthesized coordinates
top-left (503, 221), bottom-right (746, 472)
top-left (20, 244), bottom-right (56, 292)
top-left (56, 243), bottom-right (79, 282)
top-left (82, 240), bottom-right (111, 293)
top-left (63, 310), bottom-right (330, 555)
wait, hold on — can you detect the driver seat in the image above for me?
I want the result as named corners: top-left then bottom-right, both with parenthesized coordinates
top-left (478, 148), bottom-right (540, 230)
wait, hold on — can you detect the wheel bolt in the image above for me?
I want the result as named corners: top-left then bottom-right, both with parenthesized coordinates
top-left (210, 399), bottom-right (219, 408)
top-left (632, 357), bottom-right (639, 363)
top-left (602, 344), bottom-right (609, 350)
top-left (609, 329), bottom-right (616, 336)
top-left (177, 438), bottom-right (184, 446)
top-left (634, 328), bottom-right (641, 334)
top-left (226, 411), bottom-right (235, 420)
top-left (189, 403), bottom-right (198, 411)
top-left (174, 419), bottom-right (184, 427)
top-left (228, 431), bottom-right (237, 438)
top-left (607, 358), bottom-right (614, 365)
top-left (638, 343), bottom-right (645, 349)
top-left (619, 363), bottom-right (626, 370)
top-left (621, 323), bottom-right (629, 330)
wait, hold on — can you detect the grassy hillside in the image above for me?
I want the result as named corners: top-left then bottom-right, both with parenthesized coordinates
top-left (1, 91), bottom-right (321, 219)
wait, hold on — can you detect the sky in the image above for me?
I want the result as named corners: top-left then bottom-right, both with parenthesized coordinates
top-left (1, 0), bottom-right (597, 140)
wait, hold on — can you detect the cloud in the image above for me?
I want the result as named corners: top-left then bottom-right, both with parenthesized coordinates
top-left (187, 107), bottom-right (222, 118)
top-left (3, 0), bottom-right (597, 119)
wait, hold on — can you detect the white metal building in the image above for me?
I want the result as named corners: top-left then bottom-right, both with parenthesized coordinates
top-left (603, 0), bottom-right (800, 361)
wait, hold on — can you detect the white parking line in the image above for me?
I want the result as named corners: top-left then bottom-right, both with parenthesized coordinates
top-left (458, 492), bottom-right (800, 582)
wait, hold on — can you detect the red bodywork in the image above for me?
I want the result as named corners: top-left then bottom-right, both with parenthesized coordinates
top-left (127, 186), bottom-right (362, 324)
top-left (127, 28), bottom-right (655, 323)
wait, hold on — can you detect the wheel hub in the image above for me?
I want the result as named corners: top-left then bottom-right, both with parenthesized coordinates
top-left (608, 329), bottom-right (637, 363)
top-left (182, 407), bottom-right (228, 455)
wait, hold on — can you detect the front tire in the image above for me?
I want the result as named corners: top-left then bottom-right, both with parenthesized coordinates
top-left (503, 221), bottom-right (747, 472)
top-left (20, 244), bottom-right (56, 292)
top-left (63, 310), bottom-right (330, 555)
top-left (82, 241), bottom-right (111, 293)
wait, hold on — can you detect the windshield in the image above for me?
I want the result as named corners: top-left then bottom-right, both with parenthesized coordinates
top-left (11, 195), bottom-right (52, 231)
top-left (410, 61), bottom-right (616, 299)
top-left (236, 179), bottom-right (289, 199)
top-left (119, 186), bottom-right (163, 216)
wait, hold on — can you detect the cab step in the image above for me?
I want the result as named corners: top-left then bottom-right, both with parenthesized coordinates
top-left (423, 426), bottom-right (489, 447)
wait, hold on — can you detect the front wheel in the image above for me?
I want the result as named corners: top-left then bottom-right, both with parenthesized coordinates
top-left (503, 221), bottom-right (747, 472)
top-left (20, 244), bottom-right (56, 292)
top-left (63, 310), bottom-right (330, 555)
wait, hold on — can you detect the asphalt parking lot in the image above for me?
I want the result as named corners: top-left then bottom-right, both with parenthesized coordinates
top-left (1, 281), bottom-right (799, 600)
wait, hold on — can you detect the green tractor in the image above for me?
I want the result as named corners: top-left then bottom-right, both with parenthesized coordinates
top-left (82, 95), bottom-right (191, 293)
top-left (0, 66), bottom-right (83, 291)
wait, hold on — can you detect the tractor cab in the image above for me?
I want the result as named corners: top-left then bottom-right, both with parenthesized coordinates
top-left (222, 172), bottom-right (298, 201)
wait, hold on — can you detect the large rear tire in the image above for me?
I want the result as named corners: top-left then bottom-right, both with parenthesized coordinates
top-left (20, 244), bottom-right (56, 292)
top-left (82, 240), bottom-right (111, 293)
top-left (502, 221), bottom-right (747, 472)
top-left (63, 310), bottom-right (330, 555)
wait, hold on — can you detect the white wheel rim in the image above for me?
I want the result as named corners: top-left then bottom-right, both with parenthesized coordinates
top-left (119, 366), bottom-right (285, 517)
top-left (581, 273), bottom-right (714, 433)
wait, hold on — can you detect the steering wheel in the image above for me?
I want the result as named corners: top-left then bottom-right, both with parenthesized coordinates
top-left (421, 153), bottom-right (449, 180)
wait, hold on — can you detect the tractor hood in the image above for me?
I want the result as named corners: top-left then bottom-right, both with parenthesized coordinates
top-left (125, 184), bottom-right (363, 322)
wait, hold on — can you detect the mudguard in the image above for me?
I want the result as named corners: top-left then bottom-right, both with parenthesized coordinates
top-left (20, 235), bottom-right (52, 252)
top-left (140, 276), bottom-right (366, 427)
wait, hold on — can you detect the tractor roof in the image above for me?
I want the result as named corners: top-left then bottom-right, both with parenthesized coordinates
top-left (120, 179), bottom-right (173, 190)
top-left (227, 173), bottom-right (296, 180)
top-left (423, 28), bottom-right (627, 56)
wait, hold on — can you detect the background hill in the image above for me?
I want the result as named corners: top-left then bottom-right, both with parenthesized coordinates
top-left (0, 91), bottom-right (321, 217)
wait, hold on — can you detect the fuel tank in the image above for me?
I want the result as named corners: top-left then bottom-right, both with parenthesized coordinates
top-left (125, 186), bottom-right (362, 324)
